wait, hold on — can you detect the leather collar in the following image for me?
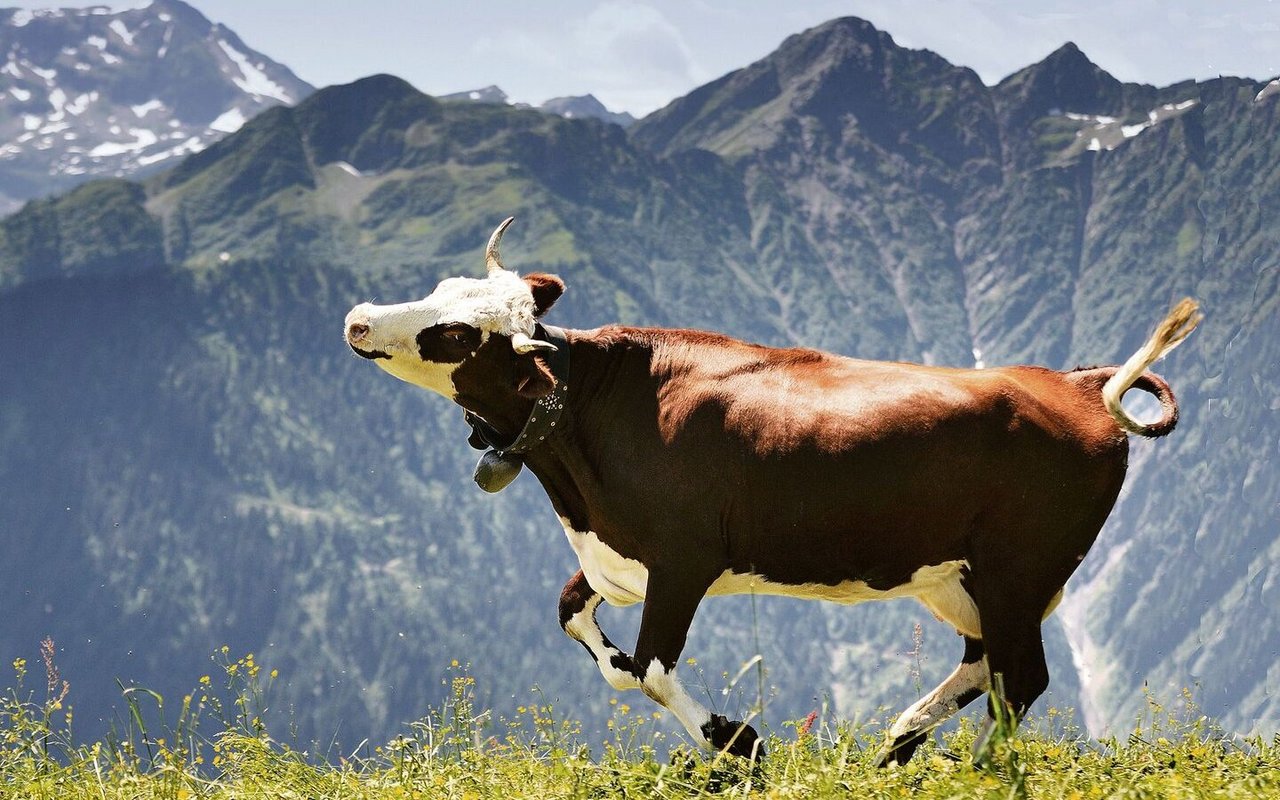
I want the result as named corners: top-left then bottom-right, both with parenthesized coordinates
top-left (464, 324), bottom-right (569, 492)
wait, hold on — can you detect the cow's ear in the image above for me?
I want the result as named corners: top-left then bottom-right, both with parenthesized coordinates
top-left (515, 353), bottom-right (555, 399)
top-left (525, 273), bottom-right (564, 318)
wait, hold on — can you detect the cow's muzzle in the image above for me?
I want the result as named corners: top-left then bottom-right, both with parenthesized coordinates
top-left (346, 320), bottom-right (391, 360)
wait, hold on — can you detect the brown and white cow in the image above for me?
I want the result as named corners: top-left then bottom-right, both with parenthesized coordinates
top-left (344, 218), bottom-right (1200, 764)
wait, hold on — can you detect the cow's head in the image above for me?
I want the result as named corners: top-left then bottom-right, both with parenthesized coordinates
top-left (344, 218), bottom-right (565, 422)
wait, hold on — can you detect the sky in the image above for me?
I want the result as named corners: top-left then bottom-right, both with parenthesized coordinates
top-left (11, 1), bottom-right (1280, 116)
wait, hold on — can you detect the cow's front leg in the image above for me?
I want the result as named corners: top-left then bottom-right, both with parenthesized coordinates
top-left (633, 566), bottom-right (764, 760)
top-left (558, 570), bottom-right (642, 690)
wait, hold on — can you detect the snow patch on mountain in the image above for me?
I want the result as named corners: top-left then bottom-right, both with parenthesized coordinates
top-left (89, 127), bottom-right (159, 157)
top-left (157, 22), bottom-right (173, 58)
top-left (108, 19), bottom-right (135, 47)
top-left (1063, 100), bottom-right (1199, 153)
top-left (209, 107), bottom-right (247, 133)
top-left (47, 88), bottom-right (68, 119)
top-left (131, 99), bottom-right (164, 117)
top-left (66, 92), bottom-right (98, 116)
top-left (137, 136), bottom-right (204, 166)
top-left (216, 39), bottom-right (294, 103)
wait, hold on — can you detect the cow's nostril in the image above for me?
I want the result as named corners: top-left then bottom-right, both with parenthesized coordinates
top-left (347, 322), bottom-right (370, 343)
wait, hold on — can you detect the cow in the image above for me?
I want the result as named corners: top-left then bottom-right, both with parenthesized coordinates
top-left (343, 218), bottom-right (1200, 765)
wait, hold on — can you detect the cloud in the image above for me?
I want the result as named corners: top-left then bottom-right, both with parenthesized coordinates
top-left (476, 1), bottom-right (701, 115)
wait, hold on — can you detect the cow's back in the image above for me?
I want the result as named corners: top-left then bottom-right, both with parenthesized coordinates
top-left (634, 332), bottom-right (1129, 586)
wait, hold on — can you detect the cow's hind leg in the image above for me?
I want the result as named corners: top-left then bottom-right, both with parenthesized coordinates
top-left (965, 574), bottom-right (1054, 763)
top-left (558, 570), bottom-right (642, 690)
top-left (875, 636), bottom-right (988, 766)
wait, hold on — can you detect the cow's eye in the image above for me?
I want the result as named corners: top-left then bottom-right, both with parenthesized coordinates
top-left (442, 325), bottom-right (472, 342)
top-left (417, 323), bottom-right (479, 363)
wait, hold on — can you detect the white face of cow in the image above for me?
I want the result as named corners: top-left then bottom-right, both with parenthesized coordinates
top-left (344, 219), bottom-right (563, 401)
top-left (345, 271), bottom-right (539, 398)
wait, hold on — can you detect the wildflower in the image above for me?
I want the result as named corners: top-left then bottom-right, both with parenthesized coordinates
top-left (799, 709), bottom-right (818, 737)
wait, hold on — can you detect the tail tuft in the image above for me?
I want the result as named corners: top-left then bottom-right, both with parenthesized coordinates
top-left (1101, 298), bottom-right (1202, 437)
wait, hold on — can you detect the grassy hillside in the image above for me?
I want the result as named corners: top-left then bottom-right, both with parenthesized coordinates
top-left (3, 650), bottom-right (1276, 799)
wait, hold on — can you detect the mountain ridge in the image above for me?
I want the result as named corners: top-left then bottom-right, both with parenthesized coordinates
top-left (442, 84), bottom-right (637, 127)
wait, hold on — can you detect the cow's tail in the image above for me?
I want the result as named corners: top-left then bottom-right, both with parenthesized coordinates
top-left (1100, 298), bottom-right (1202, 438)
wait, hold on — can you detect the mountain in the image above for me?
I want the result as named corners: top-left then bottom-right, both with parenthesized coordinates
top-left (1, 15), bottom-right (1277, 750)
top-left (540, 94), bottom-right (636, 127)
top-left (443, 84), bottom-right (636, 127)
top-left (440, 84), bottom-right (509, 105)
top-left (0, 0), bottom-right (312, 213)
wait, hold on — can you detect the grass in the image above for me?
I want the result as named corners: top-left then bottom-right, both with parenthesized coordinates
top-left (2, 641), bottom-right (1277, 799)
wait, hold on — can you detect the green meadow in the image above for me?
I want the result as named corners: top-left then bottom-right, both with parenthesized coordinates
top-left (3, 641), bottom-right (1276, 799)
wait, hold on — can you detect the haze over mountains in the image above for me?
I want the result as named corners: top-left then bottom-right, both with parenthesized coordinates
top-left (0, 9), bottom-right (1276, 750)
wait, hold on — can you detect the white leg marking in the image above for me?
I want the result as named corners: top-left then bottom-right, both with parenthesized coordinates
top-left (888, 659), bottom-right (990, 741)
top-left (642, 661), bottom-right (714, 747)
top-left (563, 594), bottom-right (642, 691)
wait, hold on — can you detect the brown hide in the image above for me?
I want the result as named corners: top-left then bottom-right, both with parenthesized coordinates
top-left (509, 327), bottom-right (1130, 601)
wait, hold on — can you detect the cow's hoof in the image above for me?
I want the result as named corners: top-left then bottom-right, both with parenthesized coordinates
top-left (702, 714), bottom-right (764, 760)
top-left (874, 732), bottom-right (925, 767)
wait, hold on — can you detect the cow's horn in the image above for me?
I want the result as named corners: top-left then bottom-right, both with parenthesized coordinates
top-left (511, 332), bottom-right (557, 354)
top-left (485, 216), bottom-right (516, 275)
